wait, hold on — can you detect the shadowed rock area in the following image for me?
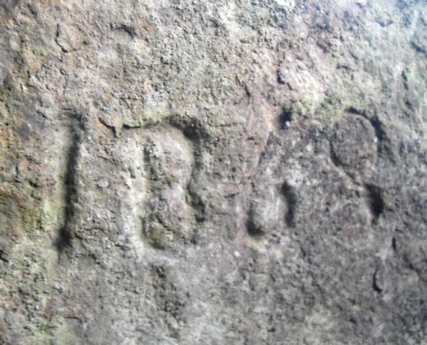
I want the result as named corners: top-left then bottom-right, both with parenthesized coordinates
top-left (1, 0), bottom-right (427, 344)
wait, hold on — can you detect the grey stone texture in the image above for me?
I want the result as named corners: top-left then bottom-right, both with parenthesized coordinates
top-left (1, 0), bottom-right (427, 344)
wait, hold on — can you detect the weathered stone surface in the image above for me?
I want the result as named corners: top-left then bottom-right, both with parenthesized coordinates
top-left (1, 0), bottom-right (427, 344)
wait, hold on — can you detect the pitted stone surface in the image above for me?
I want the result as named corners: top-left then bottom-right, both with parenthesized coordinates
top-left (1, 1), bottom-right (427, 344)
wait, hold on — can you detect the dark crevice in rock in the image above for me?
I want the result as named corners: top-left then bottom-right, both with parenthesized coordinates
top-left (411, 41), bottom-right (427, 56)
top-left (168, 116), bottom-right (209, 142)
top-left (277, 71), bottom-right (285, 85)
top-left (392, 237), bottom-right (397, 252)
top-left (187, 188), bottom-right (206, 222)
top-left (122, 124), bottom-right (141, 131)
top-left (369, 117), bottom-right (386, 142)
top-left (278, 109), bottom-right (293, 129)
top-left (98, 117), bottom-right (116, 136)
top-left (246, 217), bottom-right (262, 238)
top-left (328, 140), bottom-right (344, 171)
top-left (0, 238), bottom-right (11, 263)
top-left (346, 107), bottom-right (364, 116)
top-left (366, 184), bottom-right (385, 223)
top-left (373, 270), bottom-right (383, 294)
top-left (281, 181), bottom-right (297, 228)
top-left (346, 110), bottom-right (391, 161)
top-left (181, 125), bottom-right (201, 142)
top-left (115, 25), bottom-right (136, 38)
top-left (54, 126), bottom-right (81, 253)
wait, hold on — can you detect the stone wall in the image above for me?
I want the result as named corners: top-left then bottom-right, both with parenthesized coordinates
top-left (1, 0), bottom-right (427, 344)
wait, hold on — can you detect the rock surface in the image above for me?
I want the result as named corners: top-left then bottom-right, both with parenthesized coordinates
top-left (1, 0), bottom-right (427, 344)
